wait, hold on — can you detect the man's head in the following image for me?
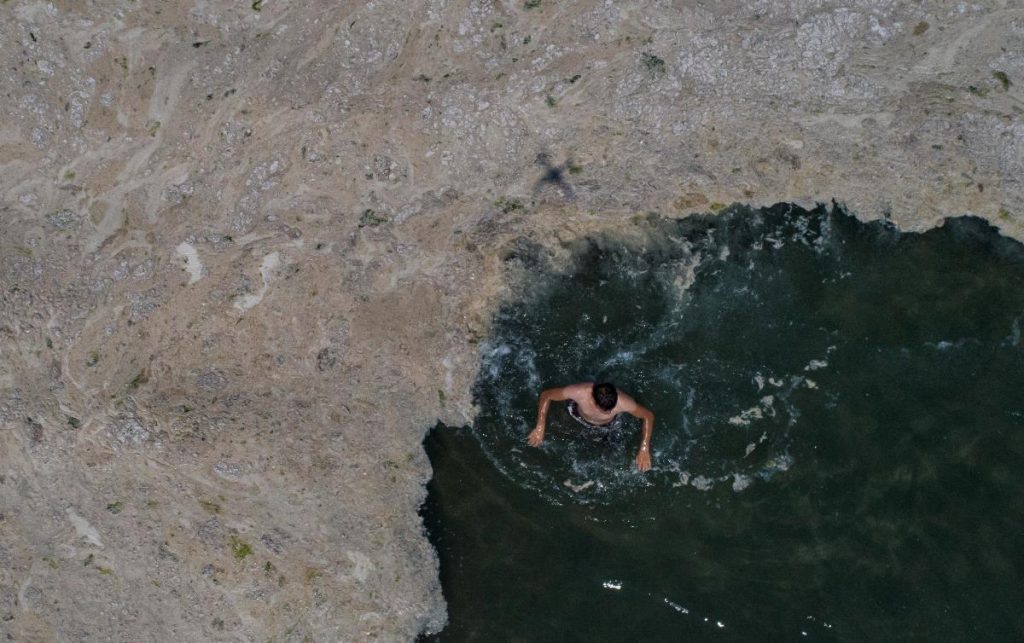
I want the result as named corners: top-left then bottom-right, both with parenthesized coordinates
top-left (592, 382), bottom-right (618, 411)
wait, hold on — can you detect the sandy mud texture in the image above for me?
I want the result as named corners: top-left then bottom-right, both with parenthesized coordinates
top-left (1, 0), bottom-right (1022, 639)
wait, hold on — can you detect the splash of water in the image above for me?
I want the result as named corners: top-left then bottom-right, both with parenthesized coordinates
top-left (470, 205), bottom-right (851, 504)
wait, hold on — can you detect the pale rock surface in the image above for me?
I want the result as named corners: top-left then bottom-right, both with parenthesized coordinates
top-left (1, 0), bottom-right (1022, 639)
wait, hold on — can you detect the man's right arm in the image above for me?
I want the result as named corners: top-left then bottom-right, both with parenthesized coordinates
top-left (528, 387), bottom-right (571, 446)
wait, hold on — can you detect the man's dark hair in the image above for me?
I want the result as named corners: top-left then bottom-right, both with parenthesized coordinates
top-left (592, 382), bottom-right (618, 411)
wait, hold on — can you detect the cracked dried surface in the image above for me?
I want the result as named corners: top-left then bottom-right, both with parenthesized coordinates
top-left (2, 0), bottom-right (1023, 639)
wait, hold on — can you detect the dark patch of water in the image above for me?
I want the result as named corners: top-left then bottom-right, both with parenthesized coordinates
top-left (422, 204), bottom-right (1024, 641)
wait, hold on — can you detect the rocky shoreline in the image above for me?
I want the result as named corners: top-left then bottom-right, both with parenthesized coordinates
top-left (2, 1), bottom-right (1022, 639)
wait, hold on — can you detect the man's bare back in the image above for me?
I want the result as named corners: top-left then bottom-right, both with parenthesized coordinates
top-left (528, 382), bottom-right (656, 471)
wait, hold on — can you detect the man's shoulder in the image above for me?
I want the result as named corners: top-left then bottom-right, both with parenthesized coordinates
top-left (557, 380), bottom-right (589, 401)
top-left (543, 383), bottom-right (589, 401)
top-left (614, 391), bottom-right (638, 412)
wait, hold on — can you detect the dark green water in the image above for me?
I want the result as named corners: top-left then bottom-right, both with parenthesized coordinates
top-left (422, 205), bottom-right (1024, 641)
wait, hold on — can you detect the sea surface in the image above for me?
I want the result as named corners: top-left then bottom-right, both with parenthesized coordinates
top-left (422, 205), bottom-right (1024, 641)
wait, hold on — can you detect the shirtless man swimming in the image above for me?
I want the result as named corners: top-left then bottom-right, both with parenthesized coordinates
top-left (528, 382), bottom-right (655, 471)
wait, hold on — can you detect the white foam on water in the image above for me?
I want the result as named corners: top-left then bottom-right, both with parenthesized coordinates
top-left (480, 341), bottom-right (512, 380)
top-left (728, 395), bottom-right (775, 426)
top-left (728, 407), bottom-right (761, 426)
top-left (564, 479), bottom-right (595, 493)
top-left (664, 598), bottom-right (690, 614)
top-left (928, 338), bottom-right (978, 351)
top-left (690, 475), bottom-right (715, 491)
top-left (669, 252), bottom-right (703, 298)
top-left (745, 432), bottom-right (770, 456)
top-left (759, 454), bottom-right (794, 478)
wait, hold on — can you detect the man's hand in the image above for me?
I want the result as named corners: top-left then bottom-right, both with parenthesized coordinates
top-left (527, 425), bottom-right (545, 447)
top-left (635, 446), bottom-right (651, 472)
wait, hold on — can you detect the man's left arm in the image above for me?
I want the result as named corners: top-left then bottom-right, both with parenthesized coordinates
top-left (620, 396), bottom-right (655, 472)
top-left (633, 406), bottom-right (655, 471)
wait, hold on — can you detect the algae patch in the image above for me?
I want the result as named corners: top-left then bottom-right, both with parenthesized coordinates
top-left (230, 536), bottom-right (253, 560)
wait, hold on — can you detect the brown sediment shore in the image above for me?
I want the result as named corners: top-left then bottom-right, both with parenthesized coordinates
top-left (1, 1), bottom-right (1022, 639)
